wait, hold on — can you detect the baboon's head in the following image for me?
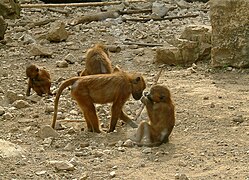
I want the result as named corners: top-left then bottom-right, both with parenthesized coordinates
top-left (146, 85), bottom-right (171, 103)
top-left (26, 64), bottom-right (39, 79)
top-left (95, 43), bottom-right (109, 57)
top-left (131, 74), bottom-right (146, 100)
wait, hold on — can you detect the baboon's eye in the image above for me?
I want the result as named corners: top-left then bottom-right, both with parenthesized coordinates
top-left (36, 68), bottom-right (39, 72)
top-left (135, 77), bottom-right (140, 82)
top-left (160, 95), bottom-right (165, 100)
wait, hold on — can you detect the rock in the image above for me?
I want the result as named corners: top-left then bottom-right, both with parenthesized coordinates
top-left (30, 44), bottom-right (52, 58)
top-left (79, 172), bottom-right (89, 180)
top-left (123, 139), bottom-right (134, 147)
top-left (69, 110), bottom-right (78, 115)
top-left (110, 171), bottom-right (116, 178)
top-left (0, 106), bottom-right (5, 116)
top-left (0, 0), bottom-right (21, 19)
top-left (35, 170), bottom-right (47, 176)
top-left (210, 102), bottom-right (215, 108)
top-left (152, 1), bottom-right (169, 18)
top-left (45, 105), bottom-right (54, 114)
top-left (19, 33), bottom-right (36, 45)
top-left (210, 0), bottom-right (249, 68)
top-left (175, 173), bottom-right (189, 180)
top-left (176, 0), bottom-right (190, 9)
top-left (156, 24), bottom-right (212, 66)
top-left (156, 46), bottom-right (182, 65)
top-left (47, 21), bottom-right (69, 42)
top-left (64, 53), bottom-right (76, 64)
top-left (142, 148), bottom-right (152, 154)
top-left (0, 87), bottom-right (4, 93)
top-left (180, 25), bottom-right (212, 61)
top-left (26, 94), bottom-right (42, 103)
top-left (49, 160), bottom-right (75, 171)
top-left (2, 112), bottom-right (13, 120)
top-left (64, 143), bottom-right (74, 151)
top-left (13, 100), bottom-right (30, 109)
top-left (42, 137), bottom-right (53, 147)
top-left (0, 16), bottom-right (7, 40)
top-left (56, 60), bottom-right (68, 68)
top-left (5, 90), bottom-right (24, 104)
top-left (38, 125), bottom-right (59, 139)
top-left (232, 115), bottom-right (244, 123)
top-left (0, 139), bottom-right (24, 158)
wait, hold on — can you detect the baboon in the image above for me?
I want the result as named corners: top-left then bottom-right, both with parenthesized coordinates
top-left (79, 43), bottom-right (112, 76)
top-left (26, 64), bottom-right (52, 96)
top-left (52, 70), bottom-right (146, 133)
top-left (133, 85), bottom-right (175, 146)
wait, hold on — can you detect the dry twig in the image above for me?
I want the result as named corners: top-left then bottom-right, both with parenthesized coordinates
top-left (21, 0), bottom-right (145, 8)
top-left (70, 9), bottom-right (152, 25)
top-left (123, 14), bottom-right (199, 22)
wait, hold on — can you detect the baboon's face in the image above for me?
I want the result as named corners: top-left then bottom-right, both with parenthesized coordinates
top-left (131, 75), bottom-right (146, 100)
top-left (146, 85), bottom-right (171, 103)
top-left (26, 65), bottom-right (39, 79)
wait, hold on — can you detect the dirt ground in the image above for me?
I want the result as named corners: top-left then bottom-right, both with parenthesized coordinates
top-left (0, 0), bottom-right (249, 179)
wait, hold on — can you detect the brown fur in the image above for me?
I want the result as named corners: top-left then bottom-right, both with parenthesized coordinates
top-left (79, 43), bottom-right (112, 76)
top-left (134, 85), bottom-right (175, 147)
top-left (26, 64), bottom-right (52, 96)
top-left (52, 70), bottom-right (146, 133)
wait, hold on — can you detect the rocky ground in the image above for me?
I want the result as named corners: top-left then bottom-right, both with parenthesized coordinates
top-left (0, 0), bottom-right (249, 179)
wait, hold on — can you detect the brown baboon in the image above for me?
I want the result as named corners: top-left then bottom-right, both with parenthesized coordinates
top-left (133, 85), bottom-right (175, 146)
top-left (26, 64), bottom-right (52, 96)
top-left (52, 70), bottom-right (146, 133)
top-left (79, 43), bottom-right (112, 76)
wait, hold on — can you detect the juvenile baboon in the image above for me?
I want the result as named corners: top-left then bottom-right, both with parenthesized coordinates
top-left (79, 43), bottom-right (112, 76)
top-left (26, 64), bottom-right (52, 96)
top-left (52, 70), bottom-right (146, 133)
top-left (133, 85), bottom-right (175, 146)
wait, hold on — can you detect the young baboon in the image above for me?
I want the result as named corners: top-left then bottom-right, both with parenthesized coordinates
top-left (133, 85), bottom-right (175, 146)
top-left (26, 64), bottom-right (52, 96)
top-left (79, 43), bottom-right (112, 76)
top-left (52, 70), bottom-right (146, 133)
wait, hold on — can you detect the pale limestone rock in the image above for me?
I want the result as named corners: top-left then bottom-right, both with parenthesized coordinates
top-left (5, 90), bottom-right (24, 104)
top-left (210, 0), bottom-right (249, 68)
top-left (47, 21), bottom-right (69, 42)
top-left (49, 160), bottom-right (75, 171)
top-left (152, 1), bottom-right (169, 17)
top-left (13, 100), bottom-right (30, 109)
top-left (38, 125), bottom-right (59, 139)
top-left (0, 139), bottom-right (24, 158)
top-left (156, 24), bottom-right (211, 66)
top-left (30, 44), bottom-right (52, 57)
top-left (56, 60), bottom-right (68, 68)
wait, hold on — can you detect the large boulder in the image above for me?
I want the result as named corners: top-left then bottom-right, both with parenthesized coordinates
top-left (0, 16), bottom-right (7, 40)
top-left (210, 0), bottom-right (249, 68)
top-left (0, 0), bottom-right (20, 19)
top-left (155, 25), bottom-right (211, 66)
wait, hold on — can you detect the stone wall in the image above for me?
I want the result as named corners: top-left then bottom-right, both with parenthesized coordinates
top-left (210, 0), bottom-right (249, 68)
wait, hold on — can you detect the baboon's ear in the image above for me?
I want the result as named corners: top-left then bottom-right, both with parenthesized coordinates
top-left (113, 66), bottom-right (121, 72)
top-left (133, 76), bottom-right (141, 84)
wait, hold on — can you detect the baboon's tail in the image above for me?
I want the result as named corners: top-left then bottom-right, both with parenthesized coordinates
top-left (51, 77), bottom-right (81, 129)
